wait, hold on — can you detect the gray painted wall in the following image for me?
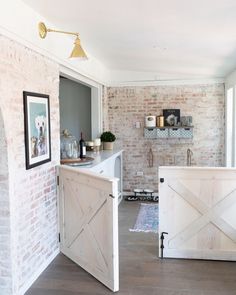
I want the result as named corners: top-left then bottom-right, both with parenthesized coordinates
top-left (59, 77), bottom-right (91, 141)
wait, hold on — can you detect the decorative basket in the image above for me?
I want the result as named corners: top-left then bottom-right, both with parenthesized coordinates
top-left (169, 128), bottom-right (181, 138)
top-left (181, 128), bottom-right (193, 138)
top-left (144, 128), bottom-right (157, 139)
top-left (156, 128), bottom-right (168, 138)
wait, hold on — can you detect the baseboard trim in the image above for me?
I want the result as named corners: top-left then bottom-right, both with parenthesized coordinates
top-left (18, 248), bottom-right (60, 295)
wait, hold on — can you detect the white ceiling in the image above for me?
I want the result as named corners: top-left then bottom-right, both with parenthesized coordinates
top-left (23, 0), bottom-right (236, 80)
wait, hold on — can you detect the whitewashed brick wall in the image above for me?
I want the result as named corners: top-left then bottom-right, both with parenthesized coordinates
top-left (102, 85), bottom-right (109, 131)
top-left (0, 35), bottom-right (60, 294)
top-left (105, 84), bottom-right (225, 192)
top-left (0, 108), bottom-right (11, 295)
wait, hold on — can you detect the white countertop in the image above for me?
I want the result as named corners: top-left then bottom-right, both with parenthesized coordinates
top-left (66, 149), bottom-right (123, 169)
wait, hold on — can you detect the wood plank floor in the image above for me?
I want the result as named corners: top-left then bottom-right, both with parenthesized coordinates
top-left (26, 201), bottom-right (236, 295)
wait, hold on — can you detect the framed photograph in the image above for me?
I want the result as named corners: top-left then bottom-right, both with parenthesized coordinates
top-left (163, 109), bottom-right (180, 126)
top-left (180, 116), bottom-right (193, 127)
top-left (23, 91), bottom-right (51, 169)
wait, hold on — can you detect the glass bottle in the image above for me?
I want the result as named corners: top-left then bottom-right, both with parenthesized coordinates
top-left (60, 129), bottom-right (78, 159)
top-left (79, 132), bottom-right (86, 159)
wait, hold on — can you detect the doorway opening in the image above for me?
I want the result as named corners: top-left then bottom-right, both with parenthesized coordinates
top-left (59, 67), bottom-right (102, 143)
top-left (59, 76), bottom-right (92, 141)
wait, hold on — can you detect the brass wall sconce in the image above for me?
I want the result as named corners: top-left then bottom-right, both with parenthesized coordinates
top-left (38, 22), bottom-right (87, 59)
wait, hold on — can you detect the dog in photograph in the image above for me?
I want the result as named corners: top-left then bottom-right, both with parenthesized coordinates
top-left (35, 115), bottom-right (46, 138)
top-left (31, 136), bottom-right (38, 157)
top-left (35, 115), bottom-right (47, 156)
top-left (37, 136), bottom-right (47, 155)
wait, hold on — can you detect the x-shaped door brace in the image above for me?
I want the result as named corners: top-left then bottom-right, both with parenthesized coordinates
top-left (63, 177), bottom-right (109, 272)
top-left (168, 180), bottom-right (236, 248)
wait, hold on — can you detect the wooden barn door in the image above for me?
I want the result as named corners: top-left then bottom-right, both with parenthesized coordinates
top-left (58, 166), bottom-right (119, 292)
top-left (159, 167), bottom-right (236, 261)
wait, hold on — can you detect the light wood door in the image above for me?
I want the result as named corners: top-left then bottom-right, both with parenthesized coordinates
top-left (159, 167), bottom-right (236, 261)
top-left (58, 166), bottom-right (119, 292)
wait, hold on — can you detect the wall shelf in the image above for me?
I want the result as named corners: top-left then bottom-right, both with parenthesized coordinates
top-left (144, 126), bottom-right (194, 139)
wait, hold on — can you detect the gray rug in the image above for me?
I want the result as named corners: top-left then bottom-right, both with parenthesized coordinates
top-left (129, 203), bottom-right (159, 233)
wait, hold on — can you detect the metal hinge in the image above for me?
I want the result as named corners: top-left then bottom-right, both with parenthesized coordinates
top-left (109, 194), bottom-right (115, 199)
top-left (160, 178), bottom-right (164, 183)
top-left (58, 233), bottom-right (61, 243)
top-left (57, 175), bottom-right (59, 186)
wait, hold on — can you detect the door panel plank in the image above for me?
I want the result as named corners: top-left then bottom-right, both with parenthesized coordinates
top-left (58, 166), bottom-right (119, 292)
top-left (159, 167), bottom-right (236, 260)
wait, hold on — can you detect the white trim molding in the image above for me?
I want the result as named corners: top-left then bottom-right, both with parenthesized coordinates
top-left (107, 78), bottom-right (225, 87)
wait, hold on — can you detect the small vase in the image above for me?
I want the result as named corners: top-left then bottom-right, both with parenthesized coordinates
top-left (103, 142), bottom-right (114, 150)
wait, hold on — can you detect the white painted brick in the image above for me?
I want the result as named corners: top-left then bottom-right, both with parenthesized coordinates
top-left (104, 84), bottom-right (225, 192)
top-left (0, 35), bottom-right (60, 294)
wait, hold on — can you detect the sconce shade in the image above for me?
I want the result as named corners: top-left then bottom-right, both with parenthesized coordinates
top-left (70, 37), bottom-right (87, 59)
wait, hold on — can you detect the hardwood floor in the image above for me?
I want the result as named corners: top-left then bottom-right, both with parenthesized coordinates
top-left (26, 201), bottom-right (236, 295)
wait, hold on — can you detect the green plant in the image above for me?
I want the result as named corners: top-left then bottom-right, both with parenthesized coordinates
top-left (101, 131), bottom-right (116, 142)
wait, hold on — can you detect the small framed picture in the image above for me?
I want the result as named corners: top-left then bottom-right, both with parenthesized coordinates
top-left (23, 91), bottom-right (51, 169)
top-left (180, 116), bottom-right (193, 127)
top-left (163, 109), bottom-right (180, 126)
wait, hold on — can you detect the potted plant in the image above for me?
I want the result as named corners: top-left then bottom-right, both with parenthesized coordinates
top-left (101, 131), bottom-right (116, 150)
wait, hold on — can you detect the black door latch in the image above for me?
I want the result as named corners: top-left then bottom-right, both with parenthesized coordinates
top-left (160, 232), bottom-right (168, 259)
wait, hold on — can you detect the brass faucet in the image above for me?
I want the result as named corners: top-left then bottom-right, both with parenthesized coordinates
top-left (187, 148), bottom-right (193, 166)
